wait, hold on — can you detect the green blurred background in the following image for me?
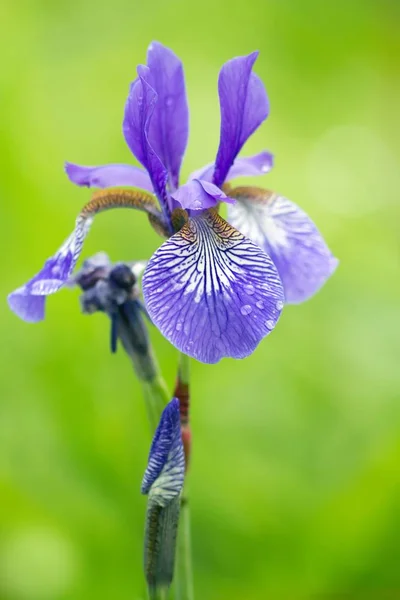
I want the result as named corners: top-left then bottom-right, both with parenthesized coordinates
top-left (1, 0), bottom-right (399, 598)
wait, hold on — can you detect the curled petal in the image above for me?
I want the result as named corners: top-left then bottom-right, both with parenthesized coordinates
top-left (213, 52), bottom-right (269, 187)
top-left (7, 218), bottom-right (92, 322)
top-left (141, 398), bottom-right (185, 506)
top-left (226, 151), bottom-right (273, 179)
top-left (228, 188), bottom-right (338, 303)
top-left (65, 162), bottom-right (154, 192)
top-left (171, 179), bottom-right (233, 211)
top-left (142, 210), bottom-right (284, 364)
top-left (146, 42), bottom-right (189, 191)
top-left (123, 68), bottom-right (171, 216)
top-left (188, 151), bottom-right (274, 183)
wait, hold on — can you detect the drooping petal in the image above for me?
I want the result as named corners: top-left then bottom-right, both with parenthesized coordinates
top-left (142, 398), bottom-right (185, 506)
top-left (188, 151), bottom-right (274, 183)
top-left (7, 217), bottom-right (92, 322)
top-left (65, 162), bottom-right (154, 192)
top-left (7, 289), bottom-right (46, 323)
top-left (142, 210), bottom-right (284, 364)
top-left (171, 179), bottom-right (233, 211)
top-left (227, 187), bottom-right (338, 303)
top-left (213, 52), bottom-right (269, 188)
top-left (123, 67), bottom-right (171, 216)
top-left (145, 42), bottom-right (189, 191)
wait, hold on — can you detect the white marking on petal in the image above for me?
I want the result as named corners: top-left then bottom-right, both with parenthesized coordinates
top-left (228, 189), bottom-right (338, 304)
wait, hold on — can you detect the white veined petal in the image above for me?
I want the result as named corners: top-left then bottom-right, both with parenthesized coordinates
top-left (228, 189), bottom-right (338, 304)
top-left (142, 210), bottom-right (284, 363)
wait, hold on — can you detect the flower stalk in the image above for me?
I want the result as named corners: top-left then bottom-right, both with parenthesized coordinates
top-left (174, 353), bottom-right (194, 600)
top-left (71, 253), bottom-right (169, 431)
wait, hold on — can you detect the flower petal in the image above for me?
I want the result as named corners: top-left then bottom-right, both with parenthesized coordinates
top-left (227, 188), bottom-right (338, 303)
top-left (145, 42), bottom-right (189, 191)
top-left (225, 151), bottom-right (273, 180)
top-left (171, 179), bottom-right (233, 211)
top-left (123, 68), bottom-right (171, 216)
top-left (189, 151), bottom-right (274, 183)
top-left (7, 289), bottom-right (46, 323)
top-left (8, 217), bottom-right (92, 322)
top-left (213, 52), bottom-right (269, 188)
top-left (141, 398), bottom-right (184, 506)
top-left (65, 162), bottom-right (154, 192)
top-left (142, 210), bottom-right (284, 364)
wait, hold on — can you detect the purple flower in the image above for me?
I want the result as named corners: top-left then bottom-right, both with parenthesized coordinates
top-left (9, 42), bottom-right (337, 363)
top-left (65, 43), bottom-right (285, 363)
top-left (142, 398), bottom-right (184, 506)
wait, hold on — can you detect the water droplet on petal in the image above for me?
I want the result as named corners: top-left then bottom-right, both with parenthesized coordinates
top-left (244, 284), bottom-right (255, 295)
top-left (240, 305), bottom-right (252, 316)
top-left (261, 164), bottom-right (270, 173)
top-left (165, 96), bottom-right (174, 107)
top-left (192, 200), bottom-right (202, 209)
top-left (276, 300), bottom-right (284, 311)
top-left (256, 300), bottom-right (264, 309)
top-left (265, 319), bottom-right (275, 329)
top-left (176, 322), bottom-right (182, 331)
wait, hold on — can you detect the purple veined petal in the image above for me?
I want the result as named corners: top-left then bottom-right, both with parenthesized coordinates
top-left (65, 162), bottom-right (154, 192)
top-left (123, 68), bottom-right (171, 216)
top-left (141, 398), bottom-right (184, 505)
top-left (7, 217), bottom-right (93, 322)
top-left (171, 179), bottom-right (234, 211)
top-left (213, 52), bottom-right (269, 188)
top-left (188, 151), bottom-right (274, 183)
top-left (142, 210), bottom-right (284, 364)
top-left (145, 41), bottom-right (189, 191)
top-left (227, 188), bottom-right (339, 303)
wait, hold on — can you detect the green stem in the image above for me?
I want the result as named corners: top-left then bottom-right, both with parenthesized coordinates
top-left (179, 353), bottom-right (190, 386)
top-left (150, 586), bottom-right (169, 600)
top-left (141, 374), bottom-right (170, 432)
top-left (174, 490), bottom-right (194, 600)
top-left (174, 352), bottom-right (194, 600)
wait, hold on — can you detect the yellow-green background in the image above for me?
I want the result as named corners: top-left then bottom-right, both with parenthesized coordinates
top-left (1, 1), bottom-right (399, 598)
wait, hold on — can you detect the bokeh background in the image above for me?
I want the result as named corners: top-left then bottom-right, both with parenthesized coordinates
top-left (1, 1), bottom-right (399, 598)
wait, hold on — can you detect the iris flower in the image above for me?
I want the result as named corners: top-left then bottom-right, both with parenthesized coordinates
top-left (8, 42), bottom-right (337, 363)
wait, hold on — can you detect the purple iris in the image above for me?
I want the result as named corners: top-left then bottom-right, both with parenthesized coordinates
top-left (8, 41), bottom-right (337, 364)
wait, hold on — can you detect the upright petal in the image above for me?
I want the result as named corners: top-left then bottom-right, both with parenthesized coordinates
top-left (145, 42), bottom-right (189, 191)
top-left (123, 68), bottom-right (171, 217)
top-left (142, 210), bottom-right (284, 364)
top-left (189, 151), bottom-right (274, 183)
top-left (142, 398), bottom-right (185, 506)
top-left (7, 217), bottom-right (92, 322)
top-left (227, 187), bottom-right (338, 303)
top-left (65, 162), bottom-right (154, 192)
top-left (171, 179), bottom-right (233, 211)
top-left (213, 52), bottom-right (269, 188)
